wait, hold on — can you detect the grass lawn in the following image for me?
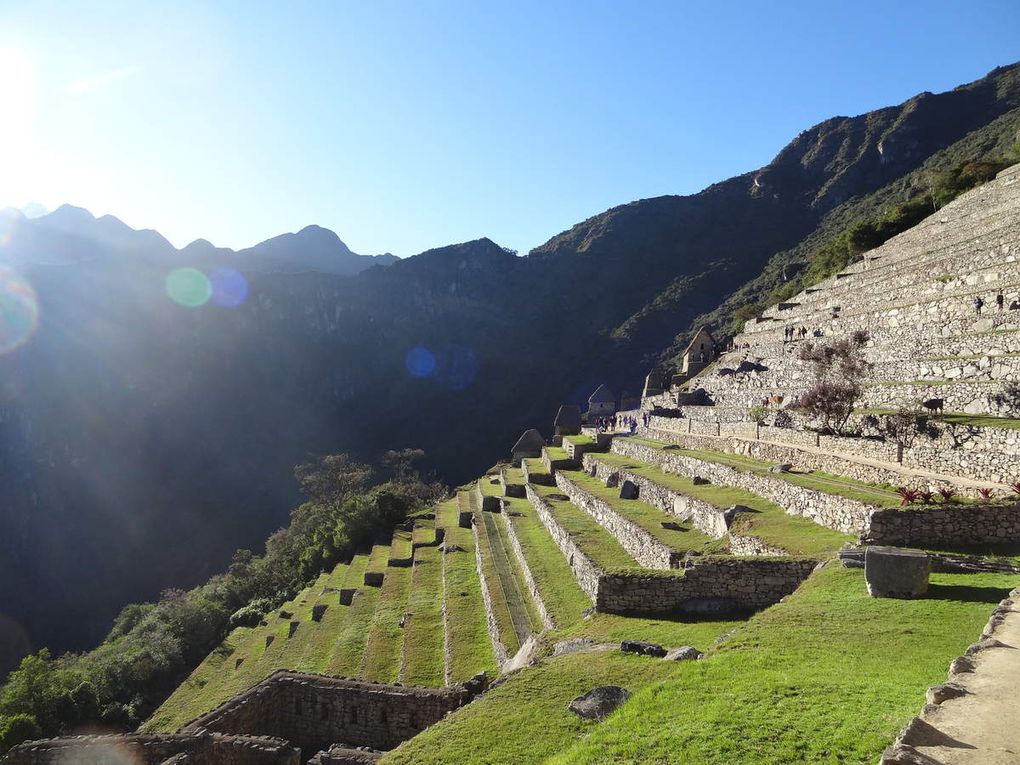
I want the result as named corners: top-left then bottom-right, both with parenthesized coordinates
top-left (389, 528), bottom-right (413, 562)
top-left (563, 434), bottom-right (596, 446)
top-left (400, 544), bottom-right (446, 686)
top-left (479, 477), bottom-right (503, 497)
top-left (558, 468), bottom-right (724, 557)
top-left (587, 451), bottom-right (852, 557)
top-left (360, 564), bottom-right (413, 682)
top-left (544, 446), bottom-right (571, 462)
top-left (365, 543), bottom-right (391, 581)
top-left (412, 517), bottom-right (436, 547)
top-left (384, 565), bottom-right (1017, 765)
top-left (382, 618), bottom-right (740, 765)
top-left (550, 566), bottom-right (1019, 764)
top-left (626, 436), bottom-right (898, 506)
top-left (501, 466), bottom-right (525, 486)
top-left (445, 493), bottom-right (499, 683)
top-left (475, 510), bottom-right (525, 656)
top-left (491, 511), bottom-right (545, 631)
top-left (501, 497), bottom-right (590, 627)
top-left (528, 484), bottom-right (637, 572)
top-left (523, 458), bottom-right (551, 479)
top-left (325, 571), bottom-right (381, 676)
top-left (436, 496), bottom-right (460, 529)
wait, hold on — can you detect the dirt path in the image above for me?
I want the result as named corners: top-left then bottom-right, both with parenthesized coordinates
top-left (908, 588), bottom-right (1020, 764)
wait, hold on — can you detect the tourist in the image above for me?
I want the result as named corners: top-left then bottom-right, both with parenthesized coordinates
top-left (996, 290), bottom-right (1004, 311)
top-left (974, 296), bottom-right (984, 315)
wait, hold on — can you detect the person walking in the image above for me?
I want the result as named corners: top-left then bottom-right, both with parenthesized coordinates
top-left (996, 290), bottom-right (1004, 311)
top-left (974, 296), bottom-right (984, 315)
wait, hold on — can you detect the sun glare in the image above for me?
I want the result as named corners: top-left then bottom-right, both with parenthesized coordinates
top-left (0, 46), bottom-right (38, 207)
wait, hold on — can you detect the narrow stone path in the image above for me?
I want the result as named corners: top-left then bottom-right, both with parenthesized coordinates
top-left (907, 588), bottom-right (1020, 764)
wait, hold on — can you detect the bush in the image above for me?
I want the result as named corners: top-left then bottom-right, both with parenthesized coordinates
top-left (0, 713), bottom-right (41, 754)
top-left (228, 598), bottom-right (278, 630)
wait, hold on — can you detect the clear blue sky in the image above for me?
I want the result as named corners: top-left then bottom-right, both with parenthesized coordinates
top-left (0, 1), bottom-right (1017, 256)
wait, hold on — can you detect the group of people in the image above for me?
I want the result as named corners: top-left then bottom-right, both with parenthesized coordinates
top-left (593, 411), bottom-right (652, 434)
top-left (783, 326), bottom-right (822, 341)
top-left (973, 290), bottom-right (1020, 314)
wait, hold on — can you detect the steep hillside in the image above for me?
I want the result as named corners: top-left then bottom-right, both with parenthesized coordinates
top-left (3, 63), bottom-right (1020, 669)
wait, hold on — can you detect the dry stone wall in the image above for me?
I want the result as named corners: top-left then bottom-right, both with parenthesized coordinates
top-left (472, 521), bottom-right (511, 669)
top-left (553, 472), bottom-right (682, 569)
top-left (181, 671), bottom-right (483, 757)
top-left (525, 484), bottom-right (602, 603)
top-left (499, 510), bottom-right (556, 629)
top-left (2, 733), bottom-right (298, 765)
top-left (864, 502), bottom-right (1020, 547)
top-left (581, 453), bottom-right (728, 539)
top-left (613, 437), bottom-right (874, 535)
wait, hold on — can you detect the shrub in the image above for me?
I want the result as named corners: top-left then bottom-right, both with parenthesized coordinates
top-left (0, 713), bottom-right (41, 755)
top-left (938, 487), bottom-right (957, 502)
top-left (1010, 481), bottom-right (1020, 497)
top-left (976, 488), bottom-right (994, 500)
top-left (795, 381), bottom-right (861, 435)
top-left (748, 404), bottom-right (769, 424)
top-left (228, 597), bottom-right (279, 630)
top-left (917, 490), bottom-right (934, 505)
top-left (896, 487), bottom-right (921, 506)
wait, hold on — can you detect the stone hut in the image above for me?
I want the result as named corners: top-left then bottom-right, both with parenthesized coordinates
top-left (642, 369), bottom-right (665, 398)
top-left (586, 385), bottom-right (616, 420)
top-left (553, 405), bottom-right (582, 436)
top-left (510, 429), bottom-right (546, 465)
top-left (670, 327), bottom-right (717, 387)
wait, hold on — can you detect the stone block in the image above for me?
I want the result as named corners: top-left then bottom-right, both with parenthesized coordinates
top-left (458, 511), bottom-right (472, 529)
top-left (568, 686), bottom-right (631, 720)
top-left (312, 604), bottom-right (328, 622)
top-left (663, 646), bottom-right (703, 661)
top-left (338, 588), bottom-right (357, 606)
top-left (619, 480), bottom-right (639, 500)
top-left (692, 476), bottom-right (710, 485)
top-left (620, 640), bottom-right (666, 657)
top-left (364, 571), bottom-right (385, 587)
top-left (865, 546), bottom-right (930, 598)
top-left (288, 621), bottom-right (300, 638)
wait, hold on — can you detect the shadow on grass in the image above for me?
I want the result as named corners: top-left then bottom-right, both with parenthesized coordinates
top-left (925, 583), bottom-right (1013, 604)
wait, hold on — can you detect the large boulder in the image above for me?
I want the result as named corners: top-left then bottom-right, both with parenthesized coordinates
top-left (619, 480), bottom-right (640, 500)
top-left (568, 686), bottom-right (632, 720)
top-left (865, 546), bottom-right (930, 598)
top-left (663, 646), bottom-right (703, 661)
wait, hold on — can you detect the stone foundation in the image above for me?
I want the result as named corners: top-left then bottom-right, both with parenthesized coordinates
top-left (2, 733), bottom-right (299, 765)
top-left (864, 503), bottom-right (1020, 547)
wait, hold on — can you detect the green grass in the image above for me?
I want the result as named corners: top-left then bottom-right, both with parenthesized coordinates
top-left (144, 561), bottom-right (353, 732)
top-left (551, 566), bottom-right (1019, 765)
top-left (360, 563), bottom-right (413, 682)
top-left (563, 434), bottom-right (596, 446)
top-left (501, 496), bottom-right (590, 627)
top-left (475, 509), bottom-right (526, 656)
top-left (528, 483), bottom-right (638, 572)
top-left (412, 517), bottom-right (436, 547)
top-left (390, 528), bottom-right (413, 562)
top-left (548, 611), bottom-right (742, 647)
top-left (544, 446), bottom-right (571, 462)
top-left (400, 544), bottom-right (446, 686)
top-left (445, 493), bottom-right (499, 682)
top-left (558, 468), bottom-right (724, 556)
top-left (382, 618), bottom-right (740, 765)
top-left (491, 511), bottom-right (545, 631)
top-left (587, 450), bottom-right (852, 557)
top-left (384, 566), bottom-right (1018, 765)
top-left (479, 477), bottom-right (503, 497)
top-left (325, 564), bottom-right (381, 676)
top-left (365, 543), bottom-right (391, 581)
top-left (626, 436), bottom-right (899, 506)
top-left (501, 466), bottom-right (525, 486)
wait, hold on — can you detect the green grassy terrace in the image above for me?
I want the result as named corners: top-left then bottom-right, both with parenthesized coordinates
top-left (557, 468), bottom-right (725, 557)
top-left (587, 450), bottom-right (853, 557)
top-left (144, 561), bottom-right (354, 732)
top-left (523, 458), bottom-right (550, 479)
top-left (365, 543), bottom-right (391, 580)
top-left (563, 434), bottom-right (596, 447)
top-left (400, 544), bottom-right (445, 686)
top-left (626, 435), bottom-right (900, 506)
top-left (412, 517), bottom-right (436, 547)
top-left (325, 560), bottom-right (381, 676)
top-left (501, 496), bottom-right (590, 627)
top-left (360, 563), bottom-right (413, 682)
top-left (501, 465), bottom-right (525, 485)
top-left (490, 510), bottom-right (545, 631)
top-left (478, 476), bottom-right (503, 498)
top-left (528, 483), bottom-right (637, 572)
top-left (389, 528), bottom-right (412, 562)
top-left (544, 446), bottom-right (571, 462)
top-left (444, 493), bottom-right (498, 682)
top-left (384, 565), bottom-right (1019, 764)
top-left (474, 508), bottom-right (526, 655)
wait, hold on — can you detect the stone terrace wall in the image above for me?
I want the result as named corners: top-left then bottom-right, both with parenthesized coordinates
top-left (2, 733), bottom-right (298, 765)
top-left (181, 671), bottom-right (482, 756)
top-left (553, 472), bottom-right (682, 569)
top-left (499, 511), bottom-right (556, 629)
top-left (581, 453), bottom-right (728, 539)
top-left (596, 558), bottom-right (818, 614)
top-left (864, 503), bottom-right (1020, 547)
top-left (472, 521), bottom-right (511, 669)
top-left (525, 484), bottom-right (601, 603)
top-left (614, 436), bottom-right (874, 535)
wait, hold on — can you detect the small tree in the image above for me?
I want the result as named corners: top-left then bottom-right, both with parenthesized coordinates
top-left (794, 332), bottom-right (872, 434)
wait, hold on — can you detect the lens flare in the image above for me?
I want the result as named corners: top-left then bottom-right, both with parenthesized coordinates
top-left (166, 267), bottom-right (212, 307)
top-left (0, 267), bottom-right (39, 353)
top-left (436, 344), bottom-right (477, 391)
top-left (210, 267), bottom-right (249, 307)
top-left (0, 210), bottom-right (16, 247)
top-left (405, 346), bottom-right (437, 378)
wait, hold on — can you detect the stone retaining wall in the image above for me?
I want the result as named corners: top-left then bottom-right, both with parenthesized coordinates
top-left (525, 484), bottom-right (602, 603)
top-left (864, 502), bottom-right (1020, 547)
top-left (613, 437), bottom-right (874, 535)
top-left (472, 521), bottom-right (511, 669)
top-left (553, 472), bottom-right (682, 569)
top-left (581, 454), bottom-right (728, 539)
top-left (2, 733), bottom-right (298, 765)
top-left (499, 510), bottom-right (556, 629)
top-left (596, 558), bottom-right (818, 614)
top-left (181, 671), bottom-right (484, 756)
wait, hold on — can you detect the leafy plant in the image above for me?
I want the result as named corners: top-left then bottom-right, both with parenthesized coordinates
top-left (1010, 481), bottom-right (1020, 497)
top-left (917, 490), bottom-right (934, 505)
top-left (976, 488), bottom-right (994, 500)
top-left (748, 404), bottom-right (769, 424)
top-left (896, 487), bottom-right (921, 506)
top-left (938, 487), bottom-right (957, 502)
